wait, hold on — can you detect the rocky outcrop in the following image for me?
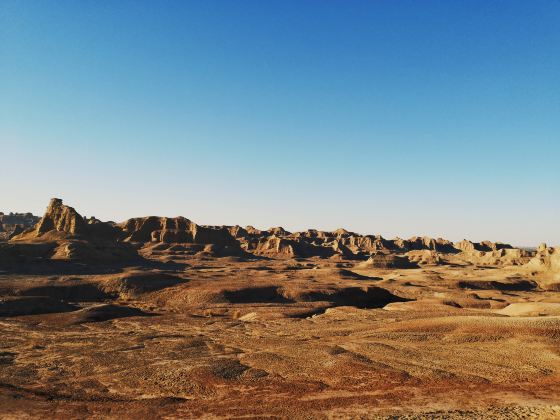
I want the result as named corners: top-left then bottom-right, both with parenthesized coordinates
top-left (448, 247), bottom-right (531, 267)
top-left (254, 235), bottom-right (335, 258)
top-left (406, 250), bottom-right (444, 266)
top-left (120, 217), bottom-right (190, 243)
top-left (0, 211), bottom-right (40, 241)
top-left (6, 199), bottom-right (138, 264)
top-left (329, 240), bottom-right (357, 259)
top-left (120, 216), bottom-right (239, 246)
top-left (454, 240), bottom-right (479, 252)
top-left (34, 198), bottom-right (87, 237)
top-left (267, 227), bottom-right (291, 236)
top-left (2, 198), bottom-right (530, 265)
top-left (406, 237), bottom-right (456, 253)
top-left (358, 253), bottom-right (418, 269)
top-left (7, 225), bottom-right (24, 240)
top-left (454, 239), bottom-right (512, 253)
top-left (119, 216), bottom-right (246, 258)
top-left (0, 212), bottom-right (40, 228)
top-left (525, 246), bottom-right (560, 290)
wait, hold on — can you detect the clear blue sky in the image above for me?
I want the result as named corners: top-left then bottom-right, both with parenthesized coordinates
top-left (1, 0), bottom-right (559, 246)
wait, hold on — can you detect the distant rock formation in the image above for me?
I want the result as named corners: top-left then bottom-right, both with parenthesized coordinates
top-left (524, 245), bottom-right (560, 290)
top-left (406, 250), bottom-right (444, 266)
top-left (254, 235), bottom-right (335, 258)
top-left (358, 253), bottom-right (418, 269)
top-left (119, 216), bottom-right (244, 257)
top-left (0, 211), bottom-right (40, 241)
top-left (454, 239), bottom-right (512, 253)
top-left (120, 216), bottom-right (238, 245)
top-left (7, 199), bottom-right (137, 263)
top-left (34, 198), bottom-right (87, 236)
top-left (2, 197), bottom-right (532, 265)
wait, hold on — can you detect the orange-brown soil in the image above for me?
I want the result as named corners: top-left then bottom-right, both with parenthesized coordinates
top-left (1, 200), bottom-right (559, 418)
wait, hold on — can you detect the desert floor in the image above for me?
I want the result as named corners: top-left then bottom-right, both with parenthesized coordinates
top-left (1, 255), bottom-right (559, 419)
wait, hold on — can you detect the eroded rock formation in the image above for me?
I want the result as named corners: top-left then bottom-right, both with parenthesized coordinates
top-left (3, 198), bottom-right (535, 265)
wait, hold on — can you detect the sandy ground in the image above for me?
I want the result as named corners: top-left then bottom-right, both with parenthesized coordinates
top-left (1, 255), bottom-right (559, 419)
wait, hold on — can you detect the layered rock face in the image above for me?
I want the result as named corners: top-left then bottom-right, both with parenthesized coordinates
top-left (454, 239), bottom-right (512, 252)
top-left (120, 216), bottom-right (238, 246)
top-left (253, 235), bottom-right (335, 259)
top-left (120, 216), bottom-right (244, 257)
top-left (232, 226), bottom-right (521, 261)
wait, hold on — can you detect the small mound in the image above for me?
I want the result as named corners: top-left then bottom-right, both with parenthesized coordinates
top-left (223, 286), bottom-right (294, 304)
top-left (497, 302), bottom-right (560, 317)
top-left (336, 269), bottom-right (382, 280)
top-left (102, 271), bottom-right (185, 297)
top-left (456, 279), bottom-right (537, 291)
top-left (68, 304), bottom-right (151, 323)
top-left (20, 283), bottom-right (112, 301)
top-left (383, 299), bottom-right (463, 312)
top-left (283, 286), bottom-right (409, 308)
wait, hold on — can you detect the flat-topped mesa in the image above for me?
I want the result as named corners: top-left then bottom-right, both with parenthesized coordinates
top-left (339, 234), bottom-right (395, 254)
top-left (330, 239), bottom-right (357, 259)
top-left (332, 228), bottom-right (354, 238)
top-left (454, 239), bottom-right (513, 253)
top-left (34, 198), bottom-right (87, 237)
top-left (119, 216), bottom-right (238, 247)
top-left (406, 236), bottom-right (456, 253)
top-left (120, 217), bottom-right (193, 242)
top-left (254, 235), bottom-right (335, 258)
top-left (6, 199), bottom-right (138, 263)
top-left (267, 226), bottom-right (291, 236)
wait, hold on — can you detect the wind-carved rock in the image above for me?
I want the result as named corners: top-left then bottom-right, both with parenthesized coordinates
top-left (35, 198), bottom-right (87, 236)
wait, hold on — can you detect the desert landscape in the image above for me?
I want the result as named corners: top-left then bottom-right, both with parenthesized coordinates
top-left (0, 198), bottom-right (559, 419)
top-left (3, 1), bottom-right (559, 418)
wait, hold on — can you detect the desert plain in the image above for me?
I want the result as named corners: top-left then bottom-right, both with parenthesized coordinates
top-left (0, 198), bottom-right (559, 419)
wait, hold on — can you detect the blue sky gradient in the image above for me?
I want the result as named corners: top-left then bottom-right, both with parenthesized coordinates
top-left (1, 1), bottom-right (559, 245)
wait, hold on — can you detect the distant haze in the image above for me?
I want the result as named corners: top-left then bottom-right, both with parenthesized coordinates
top-left (1, 1), bottom-right (559, 247)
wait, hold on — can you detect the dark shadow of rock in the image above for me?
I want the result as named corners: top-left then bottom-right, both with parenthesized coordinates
top-left (0, 296), bottom-right (78, 317)
top-left (456, 279), bottom-right (538, 291)
top-left (67, 304), bottom-right (153, 324)
top-left (223, 286), bottom-right (294, 304)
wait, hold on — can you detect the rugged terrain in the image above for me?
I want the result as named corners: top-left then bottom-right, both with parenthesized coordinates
top-left (0, 199), bottom-right (559, 419)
